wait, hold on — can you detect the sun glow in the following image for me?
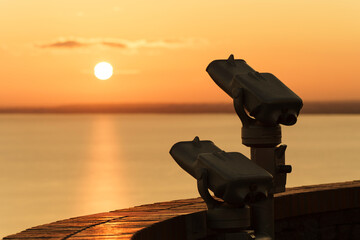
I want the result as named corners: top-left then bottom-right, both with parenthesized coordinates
top-left (94, 62), bottom-right (113, 80)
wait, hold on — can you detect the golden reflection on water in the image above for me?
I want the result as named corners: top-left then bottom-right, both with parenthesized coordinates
top-left (77, 115), bottom-right (130, 213)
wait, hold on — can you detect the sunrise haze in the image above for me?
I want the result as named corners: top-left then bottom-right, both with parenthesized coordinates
top-left (1, 0), bottom-right (359, 107)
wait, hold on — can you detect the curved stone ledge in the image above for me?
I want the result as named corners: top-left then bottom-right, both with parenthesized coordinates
top-left (4, 181), bottom-right (360, 240)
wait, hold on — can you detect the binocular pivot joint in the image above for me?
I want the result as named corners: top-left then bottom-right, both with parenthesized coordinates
top-left (197, 169), bottom-right (222, 210)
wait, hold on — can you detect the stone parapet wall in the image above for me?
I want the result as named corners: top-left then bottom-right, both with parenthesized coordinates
top-left (275, 181), bottom-right (360, 219)
top-left (273, 181), bottom-right (360, 240)
top-left (275, 208), bottom-right (360, 240)
top-left (4, 181), bottom-right (360, 240)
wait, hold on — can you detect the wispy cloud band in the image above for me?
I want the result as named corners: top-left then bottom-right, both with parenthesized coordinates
top-left (36, 37), bottom-right (207, 50)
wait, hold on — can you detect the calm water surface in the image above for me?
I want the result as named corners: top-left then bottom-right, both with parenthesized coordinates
top-left (0, 114), bottom-right (359, 237)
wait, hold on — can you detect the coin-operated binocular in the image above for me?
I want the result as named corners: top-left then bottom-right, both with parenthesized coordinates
top-left (207, 54), bottom-right (302, 127)
top-left (170, 55), bottom-right (302, 240)
top-left (170, 138), bottom-right (273, 239)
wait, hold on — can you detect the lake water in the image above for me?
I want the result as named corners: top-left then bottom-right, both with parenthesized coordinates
top-left (0, 114), bottom-right (359, 237)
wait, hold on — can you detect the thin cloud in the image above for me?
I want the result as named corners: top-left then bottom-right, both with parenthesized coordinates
top-left (101, 41), bottom-right (127, 48)
top-left (39, 40), bottom-right (88, 48)
top-left (36, 37), bottom-right (208, 50)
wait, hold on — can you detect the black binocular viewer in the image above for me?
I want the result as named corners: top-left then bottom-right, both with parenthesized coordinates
top-left (170, 55), bottom-right (303, 240)
top-left (207, 55), bottom-right (302, 126)
top-left (170, 137), bottom-right (272, 206)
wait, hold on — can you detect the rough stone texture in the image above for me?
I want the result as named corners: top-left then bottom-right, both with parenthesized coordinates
top-left (3, 198), bottom-right (207, 240)
top-left (4, 181), bottom-right (360, 240)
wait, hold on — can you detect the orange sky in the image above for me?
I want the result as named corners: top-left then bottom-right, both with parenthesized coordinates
top-left (0, 0), bottom-right (359, 107)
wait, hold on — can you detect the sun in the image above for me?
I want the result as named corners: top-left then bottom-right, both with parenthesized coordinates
top-left (94, 62), bottom-right (113, 80)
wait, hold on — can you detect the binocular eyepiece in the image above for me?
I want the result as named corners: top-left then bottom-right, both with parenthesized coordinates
top-left (206, 55), bottom-right (303, 126)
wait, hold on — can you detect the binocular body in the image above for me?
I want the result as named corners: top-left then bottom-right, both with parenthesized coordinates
top-left (170, 138), bottom-right (273, 205)
top-left (206, 56), bottom-right (303, 126)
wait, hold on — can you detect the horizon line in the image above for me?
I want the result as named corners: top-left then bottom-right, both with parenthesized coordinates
top-left (1, 99), bottom-right (360, 108)
top-left (0, 101), bottom-right (359, 114)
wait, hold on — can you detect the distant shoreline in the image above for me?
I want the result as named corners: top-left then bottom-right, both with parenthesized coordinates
top-left (0, 101), bottom-right (359, 114)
